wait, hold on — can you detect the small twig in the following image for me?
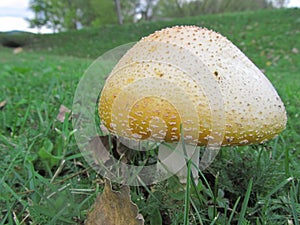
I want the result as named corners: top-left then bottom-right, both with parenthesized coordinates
top-left (50, 159), bottom-right (66, 183)
top-left (70, 188), bottom-right (95, 194)
top-left (13, 211), bottom-right (20, 224)
top-left (20, 211), bottom-right (30, 225)
top-left (16, 189), bottom-right (35, 195)
top-left (47, 183), bottom-right (71, 199)
top-left (52, 167), bottom-right (91, 185)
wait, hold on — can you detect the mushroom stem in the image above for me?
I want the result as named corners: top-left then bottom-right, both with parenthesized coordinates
top-left (158, 143), bottom-right (199, 183)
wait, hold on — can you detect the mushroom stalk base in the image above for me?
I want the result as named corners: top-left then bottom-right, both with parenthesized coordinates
top-left (158, 144), bottom-right (199, 183)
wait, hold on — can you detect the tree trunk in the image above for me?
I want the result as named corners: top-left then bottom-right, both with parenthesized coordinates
top-left (114, 0), bottom-right (123, 25)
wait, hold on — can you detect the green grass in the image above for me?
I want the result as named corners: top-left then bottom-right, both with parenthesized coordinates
top-left (1, 8), bottom-right (300, 224)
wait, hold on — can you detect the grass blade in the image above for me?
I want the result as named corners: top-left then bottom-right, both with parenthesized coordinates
top-left (190, 198), bottom-right (203, 225)
top-left (290, 185), bottom-right (299, 225)
top-left (264, 177), bottom-right (293, 200)
top-left (183, 159), bottom-right (192, 225)
top-left (227, 196), bottom-right (241, 225)
top-left (238, 178), bottom-right (253, 225)
top-left (209, 213), bottom-right (220, 225)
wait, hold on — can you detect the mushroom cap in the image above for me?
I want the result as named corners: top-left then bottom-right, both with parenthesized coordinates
top-left (98, 26), bottom-right (287, 146)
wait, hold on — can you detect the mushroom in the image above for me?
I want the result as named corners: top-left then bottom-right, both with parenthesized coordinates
top-left (98, 26), bottom-right (287, 181)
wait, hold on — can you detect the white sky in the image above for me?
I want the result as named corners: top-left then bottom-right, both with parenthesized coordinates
top-left (0, 0), bottom-right (300, 33)
top-left (0, 0), bottom-right (51, 33)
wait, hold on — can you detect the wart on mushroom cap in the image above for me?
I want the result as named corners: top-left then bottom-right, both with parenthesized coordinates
top-left (98, 25), bottom-right (287, 146)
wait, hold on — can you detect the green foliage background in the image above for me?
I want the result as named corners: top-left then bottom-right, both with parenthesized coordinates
top-left (27, 0), bottom-right (289, 31)
top-left (0, 7), bottom-right (299, 225)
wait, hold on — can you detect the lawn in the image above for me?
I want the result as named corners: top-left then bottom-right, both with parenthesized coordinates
top-left (0, 8), bottom-right (299, 224)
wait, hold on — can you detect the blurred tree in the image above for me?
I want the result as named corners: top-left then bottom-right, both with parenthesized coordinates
top-left (136, 0), bottom-right (159, 21)
top-left (153, 0), bottom-right (183, 18)
top-left (115, 0), bottom-right (124, 24)
top-left (154, 0), bottom-right (274, 19)
top-left (28, 0), bottom-right (289, 31)
top-left (27, 0), bottom-right (51, 32)
top-left (89, 0), bottom-right (117, 26)
top-left (120, 0), bottom-right (139, 23)
top-left (28, 0), bottom-right (118, 32)
top-left (217, 0), bottom-right (272, 13)
top-left (271, 0), bottom-right (290, 7)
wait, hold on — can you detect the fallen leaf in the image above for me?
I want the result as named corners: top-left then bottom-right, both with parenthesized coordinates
top-left (86, 179), bottom-right (144, 225)
top-left (13, 47), bottom-right (23, 54)
top-left (56, 105), bottom-right (71, 122)
top-left (0, 100), bottom-right (7, 110)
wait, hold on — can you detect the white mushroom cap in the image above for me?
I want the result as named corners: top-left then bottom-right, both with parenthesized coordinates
top-left (98, 26), bottom-right (287, 146)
